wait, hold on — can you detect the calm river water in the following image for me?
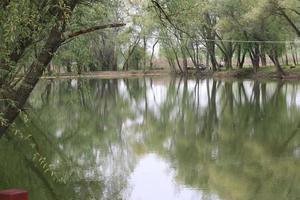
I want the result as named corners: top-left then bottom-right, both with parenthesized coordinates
top-left (0, 77), bottom-right (300, 200)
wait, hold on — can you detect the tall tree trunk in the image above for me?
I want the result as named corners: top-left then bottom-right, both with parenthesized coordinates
top-left (183, 55), bottom-right (188, 73)
top-left (249, 43), bottom-right (260, 73)
top-left (150, 40), bottom-right (158, 69)
top-left (181, 48), bottom-right (188, 74)
top-left (112, 49), bottom-right (118, 71)
top-left (225, 55), bottom-right (232, 70)
top-left (207, 40), bottom-right (218, 71)
top-left (196, 42), bottom-right (200, 66)
top-left (237, 48), bottom-right (247, 69)
top-left (269, 49), bottom-right (286, 77)
top-left (261, 53), bottom-right (267, 66)
top-left (291, 44), bottom-right (297, 66)
top-left (206, 50), bottom-right (210, 69)
top-left (170, 45), bottom-right (183, 73)
top-left (223, 42), bottom-right (234, 70)
top-left (143, 36), bottom-right (147, 72)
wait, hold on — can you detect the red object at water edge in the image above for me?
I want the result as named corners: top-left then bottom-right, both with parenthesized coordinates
top-left (0, 189), bottom-right (28, 200)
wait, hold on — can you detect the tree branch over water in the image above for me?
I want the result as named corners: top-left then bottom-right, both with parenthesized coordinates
top-left (63, 23), bottom-right (126, 42)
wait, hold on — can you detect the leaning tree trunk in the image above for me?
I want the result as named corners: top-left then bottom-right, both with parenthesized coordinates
top-left (0, 27), bottom-right (63, 136)
top-left (269, 49), bottom-right (286, 77)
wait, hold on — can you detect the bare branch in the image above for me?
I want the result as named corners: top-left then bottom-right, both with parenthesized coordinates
top-left (62, 23), bottom-right (126, 42)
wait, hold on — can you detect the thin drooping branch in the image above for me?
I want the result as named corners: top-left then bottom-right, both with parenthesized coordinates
top-left (278, 9), bottom-right (300, 37)
top-left (150, 0), bottom-right (193, 37)
top-left (62, 23), bottom-right (126, 42)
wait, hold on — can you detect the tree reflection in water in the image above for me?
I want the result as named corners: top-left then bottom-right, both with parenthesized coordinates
top-left (0, 77), bottom-right (299, 200)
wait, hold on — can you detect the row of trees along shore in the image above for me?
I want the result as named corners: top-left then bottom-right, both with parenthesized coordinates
top-left (1, 0), bottom-right (300, 135)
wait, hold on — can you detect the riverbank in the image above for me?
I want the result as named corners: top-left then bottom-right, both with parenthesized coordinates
top-left (41, 70), bottom-right (170, 79)
top-left (41, 66), bottom-right (300, 80)
top-left (209, 67), bottom-right (300, 80)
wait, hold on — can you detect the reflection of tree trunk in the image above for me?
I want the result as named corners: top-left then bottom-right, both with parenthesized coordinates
top-left (41, 81), bottom-right (53, 104)
top-left (78, 80), bottom-right (86, 107)
top-left (205, 80), bottom-right (218, 139)
top-left (252, 81), bottom-right (260, 107)
top-left (25, 158), bottom-right (60, 200)
top-left (261, 83), bottom-right (267, 106)
top-left (144, 78), bottom-right (148, 121)
top-left (239, 82), bottom-right (249, 104)
top-left (252, 81), bottom-right (261, 127)
top-left (180, 77), bottom-right (188, 134)
top-left (278, 121), bottom-right (300, 153)
top-left (225, 82), bottom-right (234, 120)
top-left (270, 82), bottom-right (284, 106)
top-left (6, 134), bottom-right (60, 200)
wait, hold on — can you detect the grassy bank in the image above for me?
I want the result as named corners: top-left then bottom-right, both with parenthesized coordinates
top-left (209, 66), bottom-right (300, 80)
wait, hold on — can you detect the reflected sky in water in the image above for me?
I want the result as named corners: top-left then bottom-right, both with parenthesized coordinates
top-left (0, 77), bottom-right (300, 200)
top-left (126, 154), bottom-right (218, 200)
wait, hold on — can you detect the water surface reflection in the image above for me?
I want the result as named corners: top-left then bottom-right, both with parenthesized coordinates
top-left (0, 77), bottom-right (299, 200)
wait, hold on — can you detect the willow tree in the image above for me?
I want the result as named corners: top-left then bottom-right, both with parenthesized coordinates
top-left (274, 0), bottom-right (300, 36)
top-left (0, 0), bottom-right (125, 136)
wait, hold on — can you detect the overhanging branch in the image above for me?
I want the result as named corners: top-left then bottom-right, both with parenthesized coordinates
top-left (62, 23), bottom-right (126, 42)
